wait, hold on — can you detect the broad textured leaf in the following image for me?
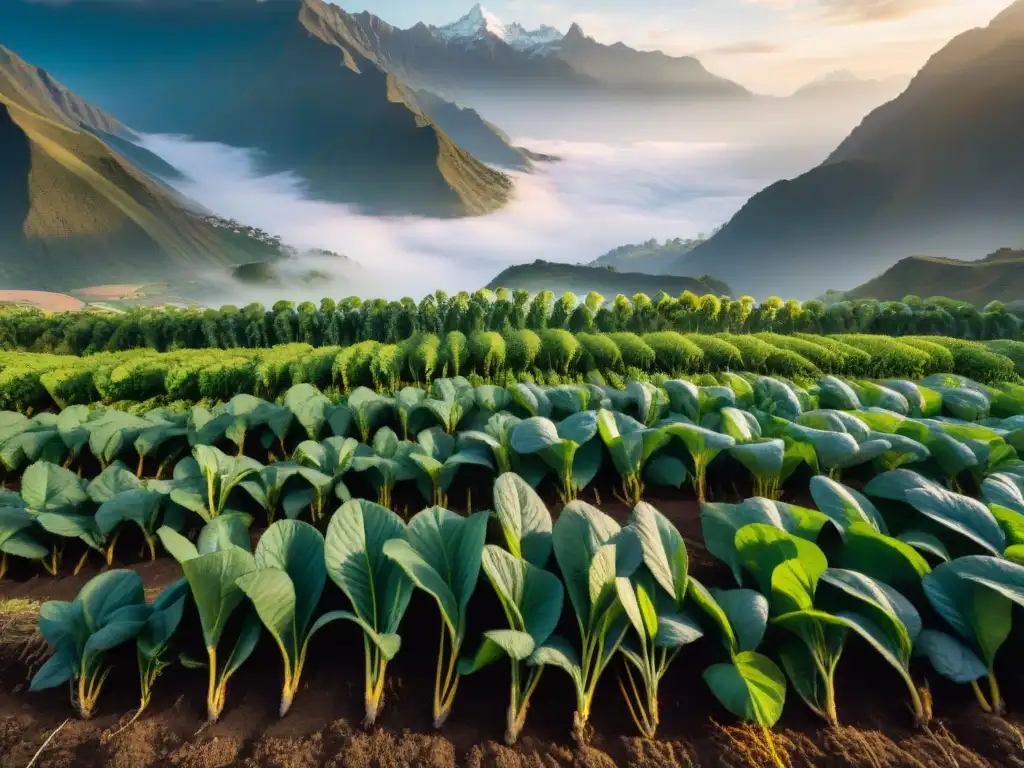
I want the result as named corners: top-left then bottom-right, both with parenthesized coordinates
top-left (253, 520), bottom-right (326, 639)
top-left (324, 499), bottom-right (412, 636)
top-left (809, 476), bottom-right (887, 534)
top-left (704, 650), bottom-right (786, 727)
top-left (492, 472), bottom-right (552, 568)
top-left (21, 460), bottom-right (88, 512)
top-left (734, 524), bottom-right (828, 599)
top-left (905, 486), bottom-right (1006, 556)
top-left (709, 587), bottom-right (769, 654)
top-left (913, 629), bottom-right (986, 683)
top-left (181, 547), bottom-right (257, 648)
top-left (835, 522), bottom-right (932, 595)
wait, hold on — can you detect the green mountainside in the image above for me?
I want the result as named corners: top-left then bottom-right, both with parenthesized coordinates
top-left (485, 260), bottom-right (730, 296)
top-left (676, 0), bottom-right (1024, 298)
top-left (0, 47), bottom-right (275, 291)
top-left (847, 248), bottom-right (1024, 305)
top-left (0, 0), bottom-right (513, 217)
top-left (408, 89), bottom-right (531, 169)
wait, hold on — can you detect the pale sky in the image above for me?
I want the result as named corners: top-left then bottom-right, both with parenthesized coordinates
top-left (339, 0), bottom-right (1012, 94)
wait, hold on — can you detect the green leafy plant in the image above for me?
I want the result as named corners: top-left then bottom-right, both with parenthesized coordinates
top-left (384, 507), bottom-right (489, 726)
top-left (132, 578), bottom-right (189, 721)
top-left (30, 569), bottom-right (150, 718)
top-left (167, 535), bottom-right (261, 721)
top-left (615, 502), bottom-right (703, 738)
top-left (236, 519), bottom-right (345, 715)
top-left (459, 544), bottom-right (564, 744)
top-left (539, 500), bottom-right (641, 742)
top-left (921, 555), bottom-right (1024, 714)
top-left (350, 427), bottom-right (418, 509)
top-left (596, 409), bottom-right (669, 505)
top-left (170, 445), bottom-right (263, 522)
top-left (408, 427), bottom-right (494, 507)
top-left (290, 436), bottom-right (362, 522)
top-left (324, 499), bottom-right (412, 725)
top-left (510, 412), bottom-right (601, 502)
top-left (662, 423), bottom-right (735, 503)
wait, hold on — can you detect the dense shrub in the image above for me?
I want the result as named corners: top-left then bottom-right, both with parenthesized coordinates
top-left (839, 335), bottom-right (935, 379)
top-left (40, 365), bottom-right (98, 408)
top-left (370, 344), bottom-right (405, 391)
top-left (197, 357), bottom-right (258, 401)
top-left (642, 332), bottom-right (704, 375)
top-left (403, 333), bottom-right (441, 383)
top-left (468, 331), bottom-right (507, 377)
top-left (794, 333), bottom-right (873, 376)
top-left (334, 341), bottom-right (380, 391)
top-left (537, 329), bottom-right (581, 373)
top-left (951, 347), bottom-right (1017, 383)
top-left (577, 333), bottom-right (624, 373)
top-left (985, 339), bottom-right (1024, 376)
top-left (764, 349), bottom-right (820, 378)
top-left (607, 333), bottom-right (656, 371)
top-left (289, 346), bottom-right (342, 389)
top-left (757, 333), bottom-right (840, 373)
top-left (506, 329), bottom-right (542, 372)
top-left (715, 334), bottom-right (774, 372)
top-left (101, 359), bottom-right (170, 402)
top-left (254, 344), bottom-right (313, 396)
top-left (900, 338), bottom-right (956, 371)
top-left (441, 331), bottom-right (468, 377)
top-left (685, 335), bottom-right (743, 372)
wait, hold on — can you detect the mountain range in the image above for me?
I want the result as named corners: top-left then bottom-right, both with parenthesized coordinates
top-left (279, 3), bottom-right (749, 99)
top-left (0, 45), bottom-right (272, 290)
top-left (0, 0), bottom-right (518, 217)
top-left (485, 260), bottom-right (730, 298)
top-left (674, 0), bottom-right (1024, 298)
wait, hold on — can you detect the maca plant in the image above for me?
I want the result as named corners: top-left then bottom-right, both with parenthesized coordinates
top-left (236, 520), bottom-right (347, 716)
top-left (324, 499), bottom-right (413, 725)
top-left (596, 409), bottom-right (670, 506)
top-left (615, 502), bottom-right (704, 738)
top-left (384, 506), bottom-right (490, 727)
top-left (30, 570), bottom-right (151, 718)
top-left (407, 427), bottom-right (494, 507)
top-left (510, 412), bottom-right (602, 503)
top-left (535, 500), bottom-right (642, 742)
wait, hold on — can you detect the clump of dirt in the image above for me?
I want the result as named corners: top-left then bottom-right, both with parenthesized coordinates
top-left (169, 735), bottom-right (242, 768)
top-left (101, 719), bottom-right (180, 768)
top-left (464, 740), bottom-right (616, 768)
top-left (246, 733), bottom-right (325, 768)
top-left (619, 737), bottom-right (699, 767)
top-left (326, 721), bottom-right (456, 768)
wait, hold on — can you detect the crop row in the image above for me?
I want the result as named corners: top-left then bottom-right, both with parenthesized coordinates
top-left (1, 331), bottom-right (1022, 414)
top-left (3, 372), bottom-right (1023, 578)
top-left (2, 290), bottom-right (1021, 356)
top-left (25, 467), bottom-right (1024, 755)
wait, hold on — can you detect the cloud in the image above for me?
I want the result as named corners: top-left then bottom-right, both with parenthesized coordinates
top-left (699, 41), bottom-right (781, 55)
top-left (136, 133), bottom-right (780, 303)
top-left (816, 0), bottom-right (944, 24)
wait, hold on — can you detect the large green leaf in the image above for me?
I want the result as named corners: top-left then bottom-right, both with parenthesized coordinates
top-left (284, 384), bottom-right (333, 440)
top-left (458, 545), bottom-right (564, 672)
top-left (629, 502), bottom-right (688, 605)
top-left (383, 507), bottom-right (488, 644)
top-left (324, 499), bottom-right (412, 637)
top-left (913, 629), bottom-right (986, 684)
top-left (734, 524), bottom-right (828, 600)
top-left (492, 472), bottom-right (552, 568)
top-left (21, 460), bottom-right (88, 512)
top-left (95, 488), bottom-right (165, 537)
top-left (834, 522), bottom-right (931, 596)
top-left (729, 440), bottom-right (785, 481)
top-left (809, 476), bottom-right (887, 534)
top-left (703, 650), bottom-right (786, 727)
top-left (252, 520), bottom-right (326, 640)
top-left (181, 547), bottom-right (258, 649)
top-left (904, 486), bottom-right (1006, 556)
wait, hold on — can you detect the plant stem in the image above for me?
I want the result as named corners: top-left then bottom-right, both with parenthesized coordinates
top-left (73, 551), bottom-right (89, 575)
top-left (988, 671), bottom-right (1003, 715)
top-left (971, 679), bottom-right (992, 712)
top-left (206, 646), bottom-right (220, 721)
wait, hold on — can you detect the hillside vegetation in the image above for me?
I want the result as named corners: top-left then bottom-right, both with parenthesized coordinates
top-left (848, 248), bottom-right (1024, 305)
top-left (485, 260), bottom-right (728, 296)
top-left (0, 48), bottom-right (275, 290)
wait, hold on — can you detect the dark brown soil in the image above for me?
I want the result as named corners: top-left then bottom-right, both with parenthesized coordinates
top-left (3, 480), bottom-right (1024, 767)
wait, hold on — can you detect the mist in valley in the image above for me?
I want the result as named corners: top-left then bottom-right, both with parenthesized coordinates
top-left (138, 93), bottom-right (894, 304)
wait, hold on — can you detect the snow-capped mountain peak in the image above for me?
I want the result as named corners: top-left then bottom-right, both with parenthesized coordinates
top-left (435, 4), bottom-right (564, 51)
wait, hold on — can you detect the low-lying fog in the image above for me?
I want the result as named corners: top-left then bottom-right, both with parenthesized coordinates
top-left (139, 94), bottom-right (888, 303)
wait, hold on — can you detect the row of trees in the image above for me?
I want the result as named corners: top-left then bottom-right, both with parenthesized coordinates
top-left (0, 289), bottom-right (1019, 355)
